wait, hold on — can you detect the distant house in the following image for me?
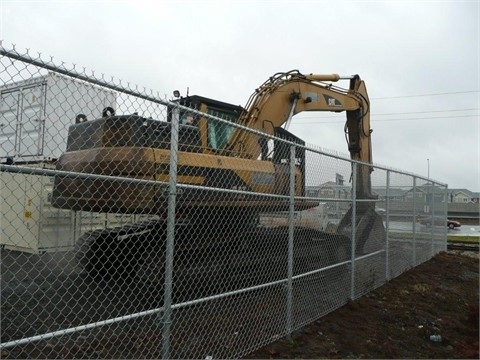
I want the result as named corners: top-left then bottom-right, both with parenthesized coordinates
top-left (307, 181), bottom-right (479, 206)
top-left (474, 193), bottom-right (480, 204)
top-left (371, 187), bottom-right (406, 201)
top-left (305, 175), bottom-right (352, 215)
top-left (306, 181), bottom-right (351, 199)
top-left (306, 173), bottom-right (351, 200)
top-left (403, 184), bottom-right (446, 203)
top-left (448, 189), bottom-right (480, 203)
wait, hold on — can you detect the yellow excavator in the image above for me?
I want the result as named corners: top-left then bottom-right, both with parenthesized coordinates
top-left (52, 70), bottom-right (385, 286)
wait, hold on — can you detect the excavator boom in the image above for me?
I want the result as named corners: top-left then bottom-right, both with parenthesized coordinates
top-left (227, 71), bottom-right (374, 200)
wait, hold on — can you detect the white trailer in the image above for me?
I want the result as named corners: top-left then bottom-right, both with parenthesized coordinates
top-left (1, 162), bottom-right (77, 253)
top-left (0, 162), bottom-right (150, 254)
top-left (0, 72), bottom-right (116, 162)
top-left (0, 73), bottom-right (130, 253)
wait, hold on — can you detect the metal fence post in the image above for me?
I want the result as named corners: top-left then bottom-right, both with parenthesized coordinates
top-left (412, 177), bottom-right (417, 265)
top-left (161, 106), bottom-right (180, 359)
top-left (350, 162), bottom-right (357, 300)
top-left (286, 144), bottom-right (296, 337)
top-left (443, 185), bottom-right (449, 252)
top-left (385, 170), bottom-right (390, 280)
top-left (430, 182), bottom-right (435, 257)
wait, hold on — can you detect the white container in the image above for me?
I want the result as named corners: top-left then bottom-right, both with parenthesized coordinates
top-left (1, 162), bottom-right (76, 253)
top-left (0, 72), bottom-right (116, 162)
top-left (1, 163), bottom-right (156, 254)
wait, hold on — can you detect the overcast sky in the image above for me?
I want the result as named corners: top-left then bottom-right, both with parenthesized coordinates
top-left (1, 0), bottom-right (479, 191)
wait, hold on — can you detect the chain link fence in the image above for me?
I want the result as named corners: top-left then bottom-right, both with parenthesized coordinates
top-left (1, 45), bottom-right (448, 359)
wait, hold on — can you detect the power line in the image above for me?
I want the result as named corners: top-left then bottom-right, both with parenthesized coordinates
top-left (372, 90), bottom-right (479, 100)
top-left (371, 114), bottom-right (477, 123)
top-left (375, 108), bottom-right (479, 116)
top-left (293, 114), bottom-right (478, 125)
top-left (296, 107), bottom-right (479, 121)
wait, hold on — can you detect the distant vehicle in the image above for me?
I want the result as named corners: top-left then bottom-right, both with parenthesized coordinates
top-left (418, 216), bottom-right (461, 229)
top-left (376, 208), bottom-right (387, 215)
top-left (447, 219), bottom-right (461, 229)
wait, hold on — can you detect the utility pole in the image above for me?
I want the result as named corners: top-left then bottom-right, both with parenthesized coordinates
top-left (427, 158), bottom-right (430, 180)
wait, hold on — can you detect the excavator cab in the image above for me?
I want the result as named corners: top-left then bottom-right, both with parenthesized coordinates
top-left (167, 95), bottom-right (244, 154)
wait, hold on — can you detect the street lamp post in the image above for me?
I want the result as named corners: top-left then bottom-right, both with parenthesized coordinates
top-left (425, 158), bottom-right (431, 213)
top-left (427, 158), bottom-right (430, 180)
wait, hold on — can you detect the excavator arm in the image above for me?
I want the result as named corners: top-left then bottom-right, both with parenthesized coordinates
top-left (227, 70), bottom-right (384, 254)
top-left (227, 70), bottom-right (374, 200)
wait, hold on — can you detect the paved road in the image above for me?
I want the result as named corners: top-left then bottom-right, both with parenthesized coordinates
top-left (447, 225), bottom-right (480, 237)
top-left (385, 220), bottom-right (479, 236)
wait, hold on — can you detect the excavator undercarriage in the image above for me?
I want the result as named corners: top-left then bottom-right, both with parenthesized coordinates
top-left (73, 216), bottom-right (358, 302)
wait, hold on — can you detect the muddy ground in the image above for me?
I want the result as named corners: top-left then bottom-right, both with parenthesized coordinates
top-left (246, 251), bottom-right (479, 359)
top-left (1, 249), bottom-right (478, 359)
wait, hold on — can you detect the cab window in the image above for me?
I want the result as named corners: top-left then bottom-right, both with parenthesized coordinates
top-left (206, 108), bottom-right (238, 150)
top-left (180, 112), bottom-right (197, 126)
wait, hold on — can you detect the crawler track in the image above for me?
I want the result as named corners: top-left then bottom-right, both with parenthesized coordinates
top-left (74, 220), bottom-right (354, 301)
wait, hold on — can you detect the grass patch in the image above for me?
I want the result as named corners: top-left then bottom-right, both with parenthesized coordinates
top-left (447, 235), bottom-right (480, 243)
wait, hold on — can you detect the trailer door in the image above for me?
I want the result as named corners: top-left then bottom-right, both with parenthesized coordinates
top-left (0, 82), bottom-right (46, 159)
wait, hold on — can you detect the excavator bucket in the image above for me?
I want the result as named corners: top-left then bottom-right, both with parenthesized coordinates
top-left (336, 205), bottom-right (386, 255)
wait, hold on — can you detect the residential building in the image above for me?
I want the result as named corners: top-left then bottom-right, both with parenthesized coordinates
top-left (448, 189), bottom-right (480, 203)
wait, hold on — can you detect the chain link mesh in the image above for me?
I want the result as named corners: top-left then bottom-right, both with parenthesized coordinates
top-left (1, 45), bottom-right (448, 359)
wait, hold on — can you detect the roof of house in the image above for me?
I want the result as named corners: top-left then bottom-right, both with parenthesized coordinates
top-left (306, 181), bottom-right (351, 190)
top-left (405, 183), bottom-right (447, 194)
top-left (448, 189), bottom-right (480, 198)
top-left (371, 188), bottom-right (406, 197)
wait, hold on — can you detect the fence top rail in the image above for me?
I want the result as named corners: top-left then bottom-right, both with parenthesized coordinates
top-left (0, 44), bottom-right (171, 108)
